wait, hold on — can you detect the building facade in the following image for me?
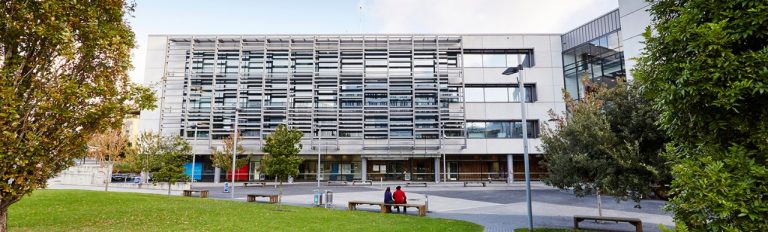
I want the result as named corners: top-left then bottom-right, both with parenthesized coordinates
top-left (140, 34), bottom-right (566, 182)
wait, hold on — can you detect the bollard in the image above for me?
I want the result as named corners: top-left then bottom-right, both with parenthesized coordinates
top-left (380, 177), bottom-right (383, 188)
top-left (425, 194), bottom-right (429, 212)
top-left (324, 190), bottom-right (333, 208)
top-left (313, 189), bottom-right (323, 206)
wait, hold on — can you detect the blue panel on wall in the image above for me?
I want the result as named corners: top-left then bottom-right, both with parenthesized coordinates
top-left (184, 162), bottom-right (203, 181)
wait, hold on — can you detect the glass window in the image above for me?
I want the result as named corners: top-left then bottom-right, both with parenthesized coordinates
top-left (508, 86), bottom-right (536, 102)
top-left (506, 54), bottom-right (521, 67)
top-left (483, 54), bottom-right (506, 67)
top-left (463, 54), bottom-right (483, 67)
top-left (486, 122), bottom-right (511, 138)
top-left (608, 31), bottom-right (620, 49)
top-left (484, 88), bottom-right (508, 102)
top-left (465, 88), bottom-right (485, 102)
top-left (509, 87), bottom-right (521, 102)
top-left (467, 122), bottom-right (486, 138)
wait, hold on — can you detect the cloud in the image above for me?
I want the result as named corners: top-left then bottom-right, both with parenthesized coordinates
top-left (365, 0), bottom-right (618, 34)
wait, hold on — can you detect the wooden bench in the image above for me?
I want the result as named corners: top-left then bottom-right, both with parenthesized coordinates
top-left (463, 181), bottom-right (489, 187)
top-left (352, 180), bottom-right (372, 186)
top-left (347, 200), bottom-right (427, 216)
top-left (182, 190), bottom-right (209, 198)
top-left (243, 182), bottom-right (266, 187)
top-left (574, 215), bottom-right (643, 232)
top-left (247, 194), bottom-right (279, 204)
top-left (406, 182), bottom-right (428, 187)
top-left (326, 181), bottom-right (348, 186)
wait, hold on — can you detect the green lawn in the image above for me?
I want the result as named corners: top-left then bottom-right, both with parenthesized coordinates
top-left (9, 190), bottom-right (481, 232)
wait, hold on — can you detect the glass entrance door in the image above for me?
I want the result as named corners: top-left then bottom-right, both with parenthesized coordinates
top-left (448, 162), bottom-right (459, 180)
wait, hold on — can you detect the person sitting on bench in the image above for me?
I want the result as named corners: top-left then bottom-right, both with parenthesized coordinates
top-left (393, 186), bottom-right (407, 213)
top-left (383, 187), bottom-right (394, 213)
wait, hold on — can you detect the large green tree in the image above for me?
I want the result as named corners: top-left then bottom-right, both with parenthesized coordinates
top-left (261, 124), bottom-right (303, 207)
top-left (540, 81), bottom-right (669, 212)
top-left (0, 1), bottom-right (154, 230)
top-left (635, 0), bottom-right (768, 230)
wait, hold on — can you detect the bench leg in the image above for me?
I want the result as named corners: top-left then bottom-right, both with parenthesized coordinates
top-left (632, 221), bottom-right (643, 232)
top-left (574, 218), bottom-right (582, 229)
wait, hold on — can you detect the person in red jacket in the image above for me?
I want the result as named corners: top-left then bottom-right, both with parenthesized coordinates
top-left (393, 186), bottom-right (407, 213)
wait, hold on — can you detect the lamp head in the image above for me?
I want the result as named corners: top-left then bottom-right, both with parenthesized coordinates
top-left (502, 66), bottom-right (520, 75)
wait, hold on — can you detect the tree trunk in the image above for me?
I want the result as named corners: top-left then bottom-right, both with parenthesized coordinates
top-left (278, 180), bottom-right (284, 210)
top-left (104, 169), bottom-right (111, 192)
top-left (168, 183), bottom-right (172, 196)
top-left (597, 189), bottom-right (604, 217)
top-left (1, 206), bottom-right (8, 232)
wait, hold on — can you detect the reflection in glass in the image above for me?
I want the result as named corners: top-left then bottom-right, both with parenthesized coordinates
top-left (482, 54), bottom-right (506, 67)
top-left (465, 88), bottom-right (484, 102)
top-left (484, 88), bottom-right (508, 102)
top-left (463, 54), bottom-right (483, 67)
top-left (467, 122), bottom-right (486, 138)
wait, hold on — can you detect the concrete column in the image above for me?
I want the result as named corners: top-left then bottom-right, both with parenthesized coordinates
top-left (507, 154), bottom-right (513, 184)
top-left (434, 157), bottom-right (441, 183)
top-left (214, 167), bottom-right (221, 183)
top-left (361, 158), bottom-right (367, 181)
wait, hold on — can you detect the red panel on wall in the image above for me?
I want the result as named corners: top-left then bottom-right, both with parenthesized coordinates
top-left (226, 164), bottom-right (250, 181)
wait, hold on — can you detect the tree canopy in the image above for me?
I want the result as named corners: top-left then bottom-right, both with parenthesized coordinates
top-left (635, 0), bottom-right (768, 230)
top-left (261, 124), bottom-right (304, 182)
top-left (210, 133), bottom-right (250, 171)
top-left (540, 81), bottom-right (669, 204)
top-left (0, 1), bottom-right (154, 230)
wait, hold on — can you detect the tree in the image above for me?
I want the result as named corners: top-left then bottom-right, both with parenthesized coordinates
top-left (261, 124), bottom-right (303, 207)
top-left (540, 80), bottom-right (669, 215)
top-left (634, 0), bottom-right (768, 230)
top-left (130, 133), bottom-right (191, 195)
top-left (149, 136), bottom-right (191, 196)
top-left (87, 129), bottom-right (129, 191)
top-left (210, 132), bottom-right (251, 179)
top-left (0, 1), bottom-right (155, 230)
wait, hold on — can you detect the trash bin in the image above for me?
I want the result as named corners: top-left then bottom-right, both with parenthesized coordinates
top-left (224, 182), bottom-right (230, 193)
top-left (324, 190), bottom-right (333, 208)
top-left (313, 189), bottom-right (323, 206)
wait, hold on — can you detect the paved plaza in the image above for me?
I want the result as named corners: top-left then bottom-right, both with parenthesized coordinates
top-left (189, 181), bottom-right (673, 232)
top-left (50, 181), bottom-right (673, 231)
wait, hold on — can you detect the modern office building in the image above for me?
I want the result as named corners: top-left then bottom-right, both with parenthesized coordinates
top-left (139, 1), bottom-right (651, 183)
top-left (140, 34), bottom-right (564, 182)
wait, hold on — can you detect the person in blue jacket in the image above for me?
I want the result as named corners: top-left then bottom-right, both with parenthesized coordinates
top-left (384, 187), bottom-right (394, 212)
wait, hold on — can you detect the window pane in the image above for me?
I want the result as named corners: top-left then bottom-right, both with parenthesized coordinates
top-left (506, 54), bottom-right (521, 67)
top-left (484, 88), bottom-right (508, 102)
top-left (509, 87), bottom-right (521, 102)
top-left (486, 122), bottom-right (510, 138)
top-left (465, 88), bottom-right (484, 102)
top-left (467, 122), bottom-right (486, 138)
top-left (483, 54), bottom-right (506, 67)
top-left (463, 54), bottom-right (483, 67)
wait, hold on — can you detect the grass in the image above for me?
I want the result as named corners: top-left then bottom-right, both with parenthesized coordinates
top-left (9, 190), bottom-right (482, 232)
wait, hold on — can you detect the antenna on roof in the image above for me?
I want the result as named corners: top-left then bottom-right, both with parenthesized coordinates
top-left (358, 0), bottom-right (366, 33)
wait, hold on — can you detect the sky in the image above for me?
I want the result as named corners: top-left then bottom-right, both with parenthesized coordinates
top-left (127, 0), bottom-right (618, 83)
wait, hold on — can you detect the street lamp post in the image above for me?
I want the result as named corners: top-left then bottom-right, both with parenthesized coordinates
top-left (316, 128), bottom-right (322, 187)
top-left (502, 63), bottom-right (534, 231)
top-left (231, 108), bottom-right (239, 199)
top-left (191, 125), bottom-right (198, 186)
